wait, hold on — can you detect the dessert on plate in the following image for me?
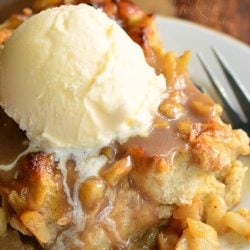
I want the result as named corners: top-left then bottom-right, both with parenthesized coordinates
top-left (0, 0), bottom-right (249, 249)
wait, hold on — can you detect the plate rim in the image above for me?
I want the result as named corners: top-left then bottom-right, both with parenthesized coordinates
top-left (156, 15), bottom-right (250, 52)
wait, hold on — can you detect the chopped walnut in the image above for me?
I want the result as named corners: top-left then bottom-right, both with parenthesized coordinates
top-left (79, 177), bottom-right (106, 210)
top-left (100, 156), bottom-right (132, 186)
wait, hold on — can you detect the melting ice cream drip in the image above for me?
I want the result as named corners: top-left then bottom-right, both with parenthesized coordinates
top-left (0, 137), bottom-right (108, 247)
top-left (50, 148), bottom-right (108, 247)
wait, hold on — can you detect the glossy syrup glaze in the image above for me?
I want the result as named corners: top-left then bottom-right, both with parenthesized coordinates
top-left (119, 78), bottom-right (215, 161)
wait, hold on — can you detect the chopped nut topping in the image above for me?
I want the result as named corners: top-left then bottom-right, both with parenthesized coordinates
top-left (101, 146), bottom-right (116, 161)
top-left (153, 117), bottom-right (169, 128)
top-left (79, 177), bottom-right (106, 210)
top-left (20, 211), bottom-right (52, 244)
top-left (100, 156), bottom-right (132, 186)
top-left (177, 119), bottom-right (192, 136)
top-left (159, 101), bottom-right (185, 119)
top-left (190, 100), bottom-right (213, 116)
top-left (190, 100), bottom-right (222, 117)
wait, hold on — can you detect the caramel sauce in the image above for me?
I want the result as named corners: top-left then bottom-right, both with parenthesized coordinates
top-left (121, 80), bottom-right (214, 160)
top-left (0, 107), bottom-right (28, 183)
top-left (0, 107), bottom-right (28, 165)
top-left (123, 126), bottom-right (186, 158)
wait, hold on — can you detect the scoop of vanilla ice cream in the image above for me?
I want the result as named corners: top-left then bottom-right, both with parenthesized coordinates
top-left (0, 4), bottom-right (166, 149)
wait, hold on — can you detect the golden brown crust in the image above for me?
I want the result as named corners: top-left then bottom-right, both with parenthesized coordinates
top-left (189, 120), bottom-right (250, 172)
top-left (0, 153), bottom-right (73, 244)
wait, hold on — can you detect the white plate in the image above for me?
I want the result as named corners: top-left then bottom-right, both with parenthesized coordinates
top-left (156, 16), bottom-right (250, 249)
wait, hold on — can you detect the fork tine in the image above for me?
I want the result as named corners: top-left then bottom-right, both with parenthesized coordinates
top-left (212, 47), bottom-right (250, 121)
top-left (197, 53), bottom-right (242, 128)
top-left (191, 79), bottom-right (206, 93)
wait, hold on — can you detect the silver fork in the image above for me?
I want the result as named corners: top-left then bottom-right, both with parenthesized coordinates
top-left (196, 47), bottom-right (250, 135)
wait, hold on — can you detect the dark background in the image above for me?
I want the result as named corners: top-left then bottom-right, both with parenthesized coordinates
top-left (175, 0), bottom-right (250, 45)
top-left (1, 0), bottom-right (250, 44)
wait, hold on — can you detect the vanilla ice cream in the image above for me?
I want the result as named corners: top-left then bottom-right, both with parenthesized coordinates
top-left (0, 4), bottom-right (166, 149)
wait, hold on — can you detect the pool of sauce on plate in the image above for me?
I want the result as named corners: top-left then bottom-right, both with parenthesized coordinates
top-left (0, 107), bottom-right (28, 182)
top-left (0, 107), bottom-right (28, 163)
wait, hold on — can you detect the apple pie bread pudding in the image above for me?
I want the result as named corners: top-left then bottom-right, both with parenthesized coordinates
top-left (0, 1), bottom-right (249, 249)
